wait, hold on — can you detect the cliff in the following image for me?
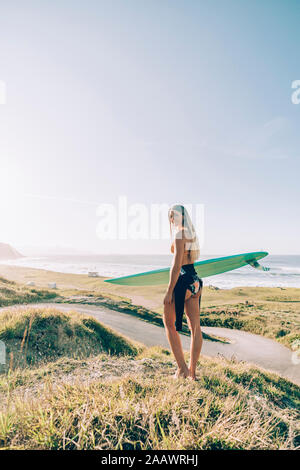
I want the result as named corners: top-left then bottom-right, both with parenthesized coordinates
top-left (0, 243), bottom-right (24, 260)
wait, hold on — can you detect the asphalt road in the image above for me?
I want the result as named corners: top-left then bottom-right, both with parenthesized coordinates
top-left (1, 302), bottom-right (299, 385)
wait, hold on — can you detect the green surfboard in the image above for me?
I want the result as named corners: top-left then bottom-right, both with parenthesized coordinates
top-left (104, 251), bottom-right (270, 286)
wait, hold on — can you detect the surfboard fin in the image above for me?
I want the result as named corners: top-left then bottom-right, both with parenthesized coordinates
top-left (247, 259), bottom-right (270, 272)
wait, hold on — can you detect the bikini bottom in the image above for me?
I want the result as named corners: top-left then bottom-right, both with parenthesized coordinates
top-left (173, 264), bottom-right (203, 332)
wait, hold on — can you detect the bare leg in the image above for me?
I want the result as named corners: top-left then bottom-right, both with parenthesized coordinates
top-left (185, 288), bottom-right (203, 380)
top-left (163, 295), bottom-right (189, 378)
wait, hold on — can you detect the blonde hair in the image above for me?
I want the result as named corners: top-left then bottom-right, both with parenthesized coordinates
top-left (168, 204), bottom-right (200, 261)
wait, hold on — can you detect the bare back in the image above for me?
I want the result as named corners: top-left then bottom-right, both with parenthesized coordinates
top-left (170, 228), bottom-right (199, 265)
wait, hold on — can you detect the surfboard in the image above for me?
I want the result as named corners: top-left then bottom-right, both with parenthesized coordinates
top-left (104, 251), bottom-right (270, 286)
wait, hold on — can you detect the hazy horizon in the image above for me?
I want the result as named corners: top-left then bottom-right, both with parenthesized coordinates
top-left (5, 243), bottom-right (300, 258)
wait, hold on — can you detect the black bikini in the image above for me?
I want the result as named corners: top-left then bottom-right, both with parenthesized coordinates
top-left (173, 264), bottom-right (203, 331)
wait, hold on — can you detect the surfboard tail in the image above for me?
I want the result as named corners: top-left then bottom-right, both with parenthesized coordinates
top-left (247, 259), bottom-right (270, 272)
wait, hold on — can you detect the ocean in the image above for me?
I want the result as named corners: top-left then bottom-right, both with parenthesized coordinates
top-left (1, 254), bottom-right (300, 289)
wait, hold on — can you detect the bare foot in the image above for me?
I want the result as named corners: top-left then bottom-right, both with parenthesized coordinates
top-left (187, 369), bottom-right (198, 381)
top-left (187, 374), bottom-right (197, 381)
top-left (173, 366), bottom-right (189, 379)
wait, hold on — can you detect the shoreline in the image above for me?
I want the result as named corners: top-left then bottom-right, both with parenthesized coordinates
top-left (0, 262), bottom-right (300, 301)
top-left (1, 262), bottom-right (300, 309)
top-left (1, 253), bottom-right (300, 290)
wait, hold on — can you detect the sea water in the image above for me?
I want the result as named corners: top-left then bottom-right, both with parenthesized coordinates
top-left (1, 254), bottom-right (300, 289)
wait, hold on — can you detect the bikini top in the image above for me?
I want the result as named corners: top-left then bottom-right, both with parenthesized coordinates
top-left (170, 232), bottom-right (196, 254)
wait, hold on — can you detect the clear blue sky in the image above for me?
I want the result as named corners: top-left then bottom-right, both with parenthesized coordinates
top-left (0, 0), bottom-right (299, 255)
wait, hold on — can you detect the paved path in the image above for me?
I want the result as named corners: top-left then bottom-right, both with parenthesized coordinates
top-left (1, 302), bottom-right (299, 385)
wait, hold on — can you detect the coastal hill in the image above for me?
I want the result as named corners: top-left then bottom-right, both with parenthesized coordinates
top-left (0, 242), bottom-right (23, 260)
top-left (0, 304), bottom-right (299, 450)
top-left (0, 276), bottom-right (299, 449)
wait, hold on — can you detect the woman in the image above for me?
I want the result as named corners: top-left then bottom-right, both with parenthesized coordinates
top-left (163, 204), bottom-right (203, 380)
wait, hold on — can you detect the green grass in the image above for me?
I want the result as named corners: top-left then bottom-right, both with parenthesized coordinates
top-left (199, 301), bottom-right (300, 349)
top-left (0, 274), bottom-right (226, 343)
top-left (0, 307), bottom-right (142, 370)
top-left (0, 349), bottom-right (299, 450)
top-left (56, 294), bottom-right (300, 348)
top-left (0, 267), bottom-right (299, 349)
top-left (0, 305), bottom-right (299, 450)
top-left (0, 277), bottom-right (58, 307)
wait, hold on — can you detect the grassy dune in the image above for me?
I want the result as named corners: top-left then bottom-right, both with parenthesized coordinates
top-left (0, 305), bottom-right (299, 450)
top-left (0, 307), bottom-right (142, 370)
top-left (0, 276), bottom-right (58, 307)
top-left (0, 348), bottom-right (299, 450)
top-left (199, 294), bottom-right (300, 349)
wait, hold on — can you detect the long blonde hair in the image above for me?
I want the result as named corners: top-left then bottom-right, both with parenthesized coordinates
top-left (168, 204), bottom-right (200, 261)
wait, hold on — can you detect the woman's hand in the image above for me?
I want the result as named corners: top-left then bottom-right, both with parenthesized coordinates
top-left (163, 290), bottom-right (173, 305)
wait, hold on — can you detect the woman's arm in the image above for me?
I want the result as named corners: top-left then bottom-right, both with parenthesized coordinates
top-left (167, 231), bottom-right (185, 293)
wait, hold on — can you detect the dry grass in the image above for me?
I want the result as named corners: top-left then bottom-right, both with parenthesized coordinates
top-left (0, 302), bottom-right (299, 450)
top-left (0, 276), bottom-right (58, 307)
top-left (0, 307), bottom-right (142, 370)
top-left (0, 267), bottom-right (299, 349)
top-left (0, 350), bottom-right (299, 450)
